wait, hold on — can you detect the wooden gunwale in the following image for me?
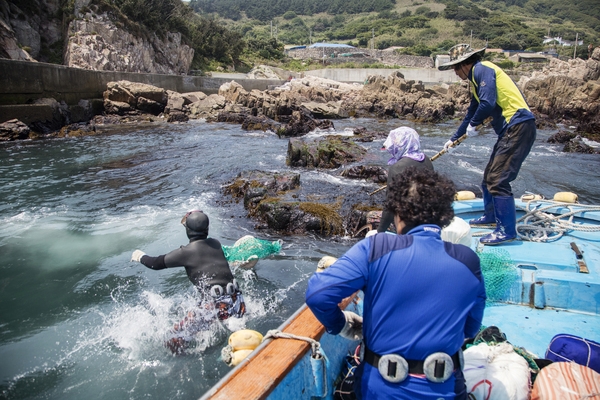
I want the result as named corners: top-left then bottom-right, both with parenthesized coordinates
top-left (202, 294), bottom-right (357, 400)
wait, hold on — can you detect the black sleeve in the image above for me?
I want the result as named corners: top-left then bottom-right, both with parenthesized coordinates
top-left (377, 209), bottom-right (395, 233)
top-left (140, 254), bottom-right (167, 270)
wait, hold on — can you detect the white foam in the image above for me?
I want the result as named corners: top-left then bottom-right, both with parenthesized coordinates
top-left (457, 160), bottom-right (484, 174)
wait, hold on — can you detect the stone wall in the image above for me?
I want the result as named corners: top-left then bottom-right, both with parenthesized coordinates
top-left (286, 48), bottom-right (434, 68)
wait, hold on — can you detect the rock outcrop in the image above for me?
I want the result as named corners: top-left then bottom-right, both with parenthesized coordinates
top-left (520, 50), bottom-right (600, 135)
top-left (0, 0), bottom-right (193, 74)
top-left (64, 12), bottom-right (194, 74)
top-left (0, 0), bottom-right (61, 62)
top-left (103, 81), bottom-right (168, 115)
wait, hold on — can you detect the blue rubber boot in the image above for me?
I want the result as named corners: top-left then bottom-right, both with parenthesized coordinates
top-left (470, 185), bottom-right (495, 227)
top-left (480, 196), bottom-right (517, 245)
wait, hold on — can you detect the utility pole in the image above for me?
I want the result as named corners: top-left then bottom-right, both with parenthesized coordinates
top-left (573, 32), bottom-right (579, 59)
top-left (372, 28), bottom-right (375, 56)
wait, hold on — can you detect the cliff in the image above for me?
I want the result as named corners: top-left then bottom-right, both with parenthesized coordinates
top-left (0, 0), bottom-right (193, 74)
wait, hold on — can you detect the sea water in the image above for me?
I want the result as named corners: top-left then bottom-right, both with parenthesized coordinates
top-left (1, 118), bottom-right (598, 399)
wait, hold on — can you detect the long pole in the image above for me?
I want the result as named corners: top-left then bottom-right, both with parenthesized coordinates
top-left (368, 134), bottom-right (468, 196)
top-left (574, 33), bottom-right (578, 59)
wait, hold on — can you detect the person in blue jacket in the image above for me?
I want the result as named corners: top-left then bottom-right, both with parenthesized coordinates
top-left (439, 44), bottom-right (537, 245)
top-left (306, 167), bottom-right (486, 399)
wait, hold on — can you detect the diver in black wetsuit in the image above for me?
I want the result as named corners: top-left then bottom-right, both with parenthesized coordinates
top-left (131, 210), bottom-right (245, 353)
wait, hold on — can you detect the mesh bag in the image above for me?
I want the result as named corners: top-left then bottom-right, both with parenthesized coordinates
top-left (222, 235), bottom-right (282, 265)
top-left (477, 247), bottom-right (519, 304)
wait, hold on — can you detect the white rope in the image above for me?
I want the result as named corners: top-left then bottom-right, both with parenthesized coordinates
top-left (263, 329), bottom-right (323, 358)
top-left (517, 200), bottom-right (600, 243)
top-left (470, 200), bottom-right (600, 243)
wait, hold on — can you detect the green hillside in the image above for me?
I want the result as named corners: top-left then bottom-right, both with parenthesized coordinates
top-left (71, 0), bottom-right (598, 71)
top-left (187, 0), bottom-right (599, 67)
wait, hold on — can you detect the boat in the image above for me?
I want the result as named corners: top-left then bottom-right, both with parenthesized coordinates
top-left (200, 194), bottom-right (600, 400)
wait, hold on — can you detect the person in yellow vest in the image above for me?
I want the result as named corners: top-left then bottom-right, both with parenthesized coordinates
top-left (438, 44), bottom-right (536, 245)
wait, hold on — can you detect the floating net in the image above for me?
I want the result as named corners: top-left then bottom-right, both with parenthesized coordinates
top-left (477, 247), bottom-right (519, 305)
top-left (222, 235), bottom-right (283, 265)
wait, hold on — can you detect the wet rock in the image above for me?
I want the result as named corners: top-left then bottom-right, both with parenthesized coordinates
top-left (256, 200), bottom-right (344, 235)
top-left (54, 123), bottom-right (96, 138)
top-left (563, 136), bottom-right (600, 154)
top-left (223, 170), bottom-right (301, 211)
top-left (276, 108), bottom-right (334, 138)
top-left (0, 119), bottom-right (31, 141)
top-left (287, 136), bottom-right (367, 169)
top-left (548, 131), bottom-right (577, 144)
top-left (349, 126), bottom-right (389, 142)
top-left (166, 111), bottom-right (189, 123)
top-left (340, 165), bottom-right (387, 183)
top-left (28, 98), bottom-right (70, 134)
top-left (217, 111), bottom-right (250, 125)
top-left (222, 169), bottom-right (348, 235)
top-left (240, 115), bottom-right (283, 133)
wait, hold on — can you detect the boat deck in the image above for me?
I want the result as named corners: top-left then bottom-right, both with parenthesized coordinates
top-left (482, 304), bottom-right (598, 358)
top-left (455, 198), bottom-right (600, 357)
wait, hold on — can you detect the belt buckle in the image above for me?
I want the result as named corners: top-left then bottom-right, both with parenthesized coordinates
top-left (423, 352), bottom-right (454, 383)
top-left (377, 354), bottom-right (408, 383)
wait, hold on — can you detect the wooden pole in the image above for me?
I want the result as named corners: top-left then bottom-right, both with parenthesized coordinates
top-left (368, 134), bottom-right (468, 196)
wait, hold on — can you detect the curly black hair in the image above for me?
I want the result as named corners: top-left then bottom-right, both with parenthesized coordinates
top-left (385, 167), bottom-right (456, 233)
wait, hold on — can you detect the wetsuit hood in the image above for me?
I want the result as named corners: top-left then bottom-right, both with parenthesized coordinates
top-left (183, 211), bottom-right (209, 240)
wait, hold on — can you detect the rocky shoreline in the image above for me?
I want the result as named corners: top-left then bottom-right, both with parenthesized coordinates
top-left (2, 54), bottom-right (599, 238)
top-left (2, 49), bottom-right (600, 150)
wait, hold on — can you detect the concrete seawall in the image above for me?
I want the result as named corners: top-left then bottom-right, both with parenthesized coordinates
top-left (0, 59), bottom-right (286, 124)
top-left (304, 67), bottom-right (459, 85)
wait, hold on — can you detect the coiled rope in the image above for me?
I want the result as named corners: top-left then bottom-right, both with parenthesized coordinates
top-left (472, 199), bottom-right (600, 243)
top-left (517, 200), bottom-right (600, 242)
top-left (263, 329), bottom-right (323, 358)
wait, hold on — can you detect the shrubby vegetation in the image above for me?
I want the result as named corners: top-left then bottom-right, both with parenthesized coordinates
top-left (189, 0), bottom-right (395, 22)
top-left (92, 0), bottom-right (598, 71)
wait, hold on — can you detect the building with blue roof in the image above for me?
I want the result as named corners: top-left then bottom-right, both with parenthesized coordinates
top-left (308, 43), bottom-right (355, 49)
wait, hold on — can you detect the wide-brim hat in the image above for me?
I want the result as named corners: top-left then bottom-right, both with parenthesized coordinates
top-left (438, 43), bottom-right (486, 71)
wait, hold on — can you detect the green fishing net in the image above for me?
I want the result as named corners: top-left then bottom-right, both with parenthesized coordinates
top-left (477, 247), bottom-right (519, 305)
top-left (222, 235), bottom-right (282, 264)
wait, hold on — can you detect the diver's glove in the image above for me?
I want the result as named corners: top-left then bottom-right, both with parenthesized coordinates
top-left (339, 311), bottom-right (363, 341)
top-left (443, 139), bottom-right (455, 154)
top-left (466, 124), bottom-right (479, 137)
top-left (131, 250), bottom-right (146, 262)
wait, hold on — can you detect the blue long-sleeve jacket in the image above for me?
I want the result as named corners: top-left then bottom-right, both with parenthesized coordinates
top-left (306, 225), bottom-right (485, 357)
top-left (451, 60), bottom-right (535, 142)
top-left (306, 226), bottom-right (486, 398)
